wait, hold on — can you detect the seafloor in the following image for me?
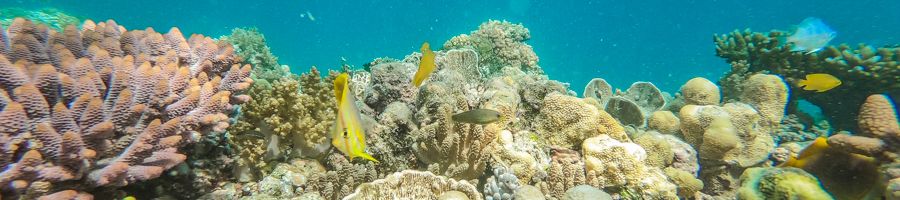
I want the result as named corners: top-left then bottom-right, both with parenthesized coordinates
top-left (0, 8), bottom-right (899, 200)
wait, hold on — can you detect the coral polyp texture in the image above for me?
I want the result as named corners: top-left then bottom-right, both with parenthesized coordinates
top-left (0, 18), bottom-right (252, 198)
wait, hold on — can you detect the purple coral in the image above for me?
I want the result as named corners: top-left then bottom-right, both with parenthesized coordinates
top-left (0, 18), bottom-right (252, 198)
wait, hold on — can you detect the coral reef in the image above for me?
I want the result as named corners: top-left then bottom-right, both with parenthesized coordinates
top-left (535, 93), bottom-right (627, 148)
top-left (714, 29), bottom-right (899, 130)
top-left (483, 166), bottom-right (520, 200)
top-left (228, 68), bottom-right (335, 180)
top-left (0, 8), bottom-right (80, 31)
top-left (220, 27), bottom-right (286, 80)
top-left (736, 167), bottom-right (834, 200)
top-left (343, 170), bottom-right (482, 200)
top-left (444, 20), bottom-right (541, 75)
top-left (680, 77), bottom-right (720, 106)
top-left (0, 18), bottom-right (252, 198)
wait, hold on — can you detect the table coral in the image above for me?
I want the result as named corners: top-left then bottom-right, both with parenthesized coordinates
top-left (343, 170), bottom-right (482, 200)
top-left (714, 29), bottom-right (900, 130)
top-left (0, 18), bottom-right (252, 198)
top-left (536, 93), bottom-right (627, 148)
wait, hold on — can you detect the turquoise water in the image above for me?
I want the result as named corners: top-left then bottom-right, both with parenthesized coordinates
top-left (3, 0), bottom-right (898, 92)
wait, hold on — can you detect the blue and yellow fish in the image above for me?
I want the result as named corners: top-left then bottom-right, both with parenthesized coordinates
top-left (332, 73), bottom-right (378, 162)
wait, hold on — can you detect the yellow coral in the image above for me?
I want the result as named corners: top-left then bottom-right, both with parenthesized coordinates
top-left (648, 110), bottom-right (681, 134)
top-left (536, 93), bottom-right (627, 148)
top-left (739, 74), bottom-right (789, 131)
top-left (680, 77), bottom-right (720, 105)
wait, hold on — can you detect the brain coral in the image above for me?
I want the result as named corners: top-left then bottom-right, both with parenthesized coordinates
top-left (680, 77), bottom-right (720, 106)
top-left (535, 92), bottom-right (627, 149)
top-left (739, 74), bottom-right (789, 131)
top-left (648, 110), bottom-right (681, 134)
top-left (0, 18), bottom-right (252, 198)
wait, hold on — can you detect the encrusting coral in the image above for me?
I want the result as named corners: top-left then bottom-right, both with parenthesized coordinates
top-left (0, 18), bottom-right (252, 198)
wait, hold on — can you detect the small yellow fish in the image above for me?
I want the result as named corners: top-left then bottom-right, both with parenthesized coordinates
top-left (412, 42), bottom-right (436, 87)
top-left (452, 109), bottom-right (502, 124)
top-left (332, 73), bottom-right (378, 162)
top-left (779, 137), bottom-right (828, 168)
top-left (798, 73), bottom-right (841, 92)
top-left (123, 196), bottom-right (136, 200)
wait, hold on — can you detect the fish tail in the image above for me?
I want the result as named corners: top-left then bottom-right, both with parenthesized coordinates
top-left (357, 152), bottom-right (379, 163)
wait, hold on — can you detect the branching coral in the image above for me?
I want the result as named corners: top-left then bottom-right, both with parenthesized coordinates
top-left (0, 18), bottom-right (252, 198)
top-left (714, 29), bottom-right (899, 130)
top-left (344, 170), bottom-right (482, 200)
top-left (443, 20), bottom-right (540, 75)
top-left (228, 68), bottom-right (336, 180)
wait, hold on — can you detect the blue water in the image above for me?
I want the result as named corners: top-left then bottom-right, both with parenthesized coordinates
top-left (3, 0), bottom-right (899, 93)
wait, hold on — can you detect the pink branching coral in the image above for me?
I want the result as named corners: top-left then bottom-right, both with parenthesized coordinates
top-left (0, 18), bottom-right (252, 198)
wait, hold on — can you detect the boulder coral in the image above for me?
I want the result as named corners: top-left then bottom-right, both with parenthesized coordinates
top-left (739, 74), bottom-right (789, 131)
top-left (680, 77), bottom-right (720, 106)
top-left (535, 92), bottom-right (627, 148)
top-left (647, 110), bottom-right (680, 135)
top-left (0, 18), bottom-right (252, 198)
top-left (736, 167), bottom-right (834, 200)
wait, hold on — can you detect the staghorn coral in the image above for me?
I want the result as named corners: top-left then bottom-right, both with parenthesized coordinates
top-left (443, 20), bottom-right (540, 75)
top-left (714, 29), bottom-right (899, 130)
top-left (535, 92), bottom-right (627, 149)
top-left (228, 68), bottom-right (336, 180)
top-left (344, 170), bottom-right (482, 200)
top-left (0, 18), bottom-right (252, 198)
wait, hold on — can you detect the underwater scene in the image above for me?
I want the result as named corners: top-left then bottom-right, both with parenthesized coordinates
top-left (0, 0), bottom-right (899, 199)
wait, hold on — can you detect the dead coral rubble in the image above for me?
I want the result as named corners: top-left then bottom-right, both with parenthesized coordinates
top-left (0, 18), bottom-right (252, 198)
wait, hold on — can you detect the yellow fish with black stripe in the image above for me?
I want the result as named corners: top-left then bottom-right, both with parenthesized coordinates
top-left (332, 73), bottom-right (378, 162)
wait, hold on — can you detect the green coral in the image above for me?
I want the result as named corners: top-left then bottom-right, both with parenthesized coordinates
top-left (633, 132), bottom-right (674, 168)
top-left (714, 29), bottom-right (900, 130)
top-left (0, 7), bottom-right (80, 31)
top-left (737, 167), bottom-right (834, 200)
top-left (220, 27), bottom-right (286, 80)
top-left (228, 68), bottom-right (336, 180)
top-left (663, 167), bottom-right (703, 198)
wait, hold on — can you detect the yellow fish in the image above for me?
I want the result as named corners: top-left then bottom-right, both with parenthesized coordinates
top-left (798, 73), bottom-right (841, 92)
top-left (412, 42), bottom-right (436, 87)
top-left (332, 73), bottom-right (378, 162)
top-left (779, 137), bottom-right (828, 168)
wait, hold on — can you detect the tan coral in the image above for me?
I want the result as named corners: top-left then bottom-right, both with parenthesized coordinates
top-left (680, 77), bottom-right (720, 105)
top-left (537, 149), bottom-right (586, 200)
top-left (343, 170), bottom-right (482, 200)
top-left (582, 135), bottom-right (646, 188)
top-left (535, 92), bottom-right (627, 148)
top-left (648, 110), bottom-right (681, 134)
top-left (739, 74), bottom-right (789, 131)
